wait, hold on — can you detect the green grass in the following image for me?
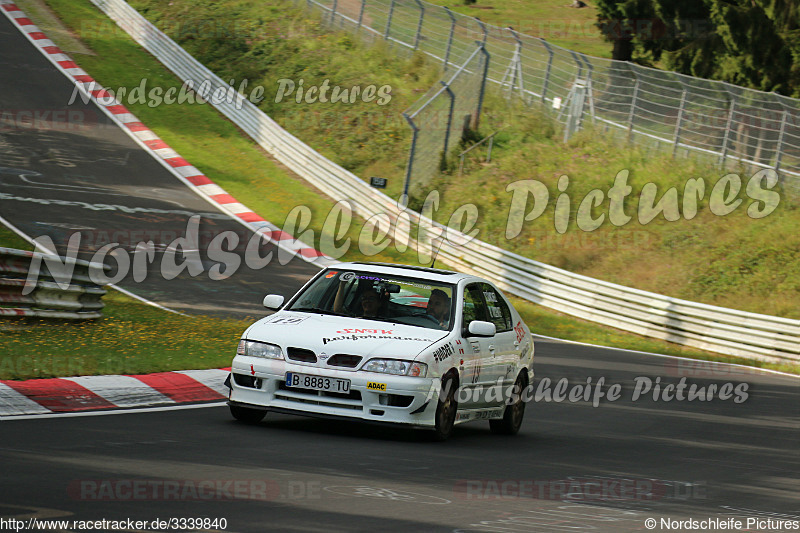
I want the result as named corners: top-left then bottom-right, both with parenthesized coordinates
top-left (0, 0), bottom-right (796, 379)
top-left (428, 0), bottom-right (611, 59)
top-left (0, 292), bottom-right (251, 380)
top-left (0, 225), bottom-right (31, 251)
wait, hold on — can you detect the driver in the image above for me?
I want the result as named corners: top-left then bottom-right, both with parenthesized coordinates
top-left (426, 289), bottom-right (450, 328)
top-left (359, 289), bottom-right (382, 318)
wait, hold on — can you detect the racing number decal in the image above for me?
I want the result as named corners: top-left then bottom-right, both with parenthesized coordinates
top-left (267, 316), bottom-right (308, 325)
top-left (472, 361), bottom-right (482, 384)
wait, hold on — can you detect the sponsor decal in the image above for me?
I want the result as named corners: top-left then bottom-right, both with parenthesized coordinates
top-left (469, 341), bottom-right (480, 354)
top-left (520, 342), bottom-right (530, 360)
top-left (514, 321), bottom-right (526, 344)
top-left (336, 328), bottom-right (393, 334)
top-left (325, 271), bottom-right (338, 278)
top-left (322, 334), bottom-right (433, 345)
top-left (455, 339), bottom-right (465, 355)
top-left (339, 272), bottom-right (355, 281)
top-left (386, 278), bottom-right (432, 290)
top-left (366, 382), bottom-right (387, 391)
top-left (432, 342), bottom-right (455, 363)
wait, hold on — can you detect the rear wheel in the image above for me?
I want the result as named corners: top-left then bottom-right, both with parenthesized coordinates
top-left (432, 376), bottom-right (458, 441)
top-left (490, 372), bottom-right (527, 435)
top-left (229, 404), bottom-right (266, 424)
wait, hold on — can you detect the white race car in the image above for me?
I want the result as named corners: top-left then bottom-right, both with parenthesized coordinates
top-left (226, 262), bottom-right (534, 440)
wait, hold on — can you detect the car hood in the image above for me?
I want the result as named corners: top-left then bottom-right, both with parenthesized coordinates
top-left (245, 311), bottom-right (448, 360)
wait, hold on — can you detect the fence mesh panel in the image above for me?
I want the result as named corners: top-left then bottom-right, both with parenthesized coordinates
top-left (296, 0), bottom-right (800, 197)
top-left (402, 45), bottom-right (487, 194)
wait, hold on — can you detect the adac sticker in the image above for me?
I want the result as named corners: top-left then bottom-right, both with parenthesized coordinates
top-left (366, 382), bottom-right (387, 391)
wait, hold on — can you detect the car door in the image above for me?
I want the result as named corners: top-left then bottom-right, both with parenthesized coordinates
top-left (480, 283), bottom-right (520, 393)
top-left (459, 283), bottom-right (497, 408)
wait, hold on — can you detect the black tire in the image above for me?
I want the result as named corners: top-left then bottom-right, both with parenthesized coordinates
top-left (432, 375), bottom-right (458, 441)
top-left (230, 404), bottom-right (266, 424)
top-left (490, 372), bottom-right (528, 435)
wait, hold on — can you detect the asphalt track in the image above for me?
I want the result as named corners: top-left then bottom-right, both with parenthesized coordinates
top-left (1, 339), bottom-right (798, 532)
top-left (0, 10), bottom-right (320, 319)
top-left (1, 5), bottom-right (799, 533)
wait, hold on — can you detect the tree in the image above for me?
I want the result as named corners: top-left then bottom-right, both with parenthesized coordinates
top-left (594, 0), bottom-right (657, 62)
top-left (596, 0), bottom-right (800, 96)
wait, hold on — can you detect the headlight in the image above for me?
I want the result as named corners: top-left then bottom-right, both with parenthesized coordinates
top-left (362, 359), bottom-right (427, 377)
top-left (237, 340), bottom-right (283, 359)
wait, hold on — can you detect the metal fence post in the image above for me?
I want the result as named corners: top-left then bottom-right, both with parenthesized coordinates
top-left (579, 53), bottom-right (596, 125)
top-left (384, 0), bottom-right (395, 40)
top-left (719, 93), bottom-right (736, 167)
top-left (569, 50), bottom-right (584, 81)
top-left (775, 110), bottom-right (788, 171)
top-left (474, 43), bottom-right (490, 131)
top-left (505, 28), bottom-right (525, 100)
top-left (476, 18), bottom-right (487, 45)
top-left (330, 0), bottom-right (338, 25)
top-left (627, 63), bottom-right (640, 143)
top-left (356, 0), bottom-right (366, 33)
top-left (673, 86), bottom-right (687, 157)
top-left (441, 81), bottom-right (455, 158)
top-left (402, 112), bottom-right (419, 204)
top-left (413, 0), bottom-right (424, 50)
top-left (565, 50), bottom-right (586, 134)
top-left (443, 7), bottom-right (455, 71)
top-left (540, 39), bottom-right (553, 105)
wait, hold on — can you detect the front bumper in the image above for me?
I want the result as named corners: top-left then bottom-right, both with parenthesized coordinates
top-left (228, 356), bottom-right (439, 427)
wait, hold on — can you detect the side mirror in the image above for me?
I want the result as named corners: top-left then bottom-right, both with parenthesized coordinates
top-left (263, 294), bottom-right (285, 310)
top-left (467, 320), bottom-right (496, 337)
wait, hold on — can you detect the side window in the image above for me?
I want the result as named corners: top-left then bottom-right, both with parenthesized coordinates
top-left (481, 284), bottom-right (512, 333)
top-left (462, 284), bottom-right (488, 327)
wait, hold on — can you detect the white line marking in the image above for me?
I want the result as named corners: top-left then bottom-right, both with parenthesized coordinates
top-left (532, 333), bottom-right (800, 379)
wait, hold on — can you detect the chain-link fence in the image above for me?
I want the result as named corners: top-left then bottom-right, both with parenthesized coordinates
top-left (401, 44), bottom-right (488, 197)
top-left (296, 0), bottom-right (800, 197)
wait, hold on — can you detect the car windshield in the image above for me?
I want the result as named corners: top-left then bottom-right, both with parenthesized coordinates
top-left (287, 268), bottom-right (456, 331)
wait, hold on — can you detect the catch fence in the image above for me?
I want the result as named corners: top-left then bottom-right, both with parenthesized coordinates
top-left (300, 0), bottom-right (800, 196)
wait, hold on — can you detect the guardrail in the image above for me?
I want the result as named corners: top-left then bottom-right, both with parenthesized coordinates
top-left (0, 247), bottom-right (106, 320)
top-left (85, 0), bottom-right (800, 363)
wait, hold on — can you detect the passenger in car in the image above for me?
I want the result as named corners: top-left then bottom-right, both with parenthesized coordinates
top-left (427, 289), bottom-right (451, 328)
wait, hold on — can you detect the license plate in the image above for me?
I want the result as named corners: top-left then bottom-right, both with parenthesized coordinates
top-left (285, 372), bottom-right (351, 393)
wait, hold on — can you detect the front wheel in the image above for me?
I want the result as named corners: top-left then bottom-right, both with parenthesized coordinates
top-left (489, 373), bottom-right (527, 435)
top-left (230, 404), bottom-right (266, 424)
top-left (432, 376), bottom-right (458, 441)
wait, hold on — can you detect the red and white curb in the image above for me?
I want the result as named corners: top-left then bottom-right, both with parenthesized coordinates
top-left (0, 368), bottom-right (231, 417)
top-left (0, 1), bottom-right (335, 267)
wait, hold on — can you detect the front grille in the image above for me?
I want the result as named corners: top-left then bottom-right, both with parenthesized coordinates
top-left (326, 354), bottom-right (363, 368)
top-left (276, 383), bottom-right (363, 411)
top-left (286, 347), bottom-right (317, 363)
